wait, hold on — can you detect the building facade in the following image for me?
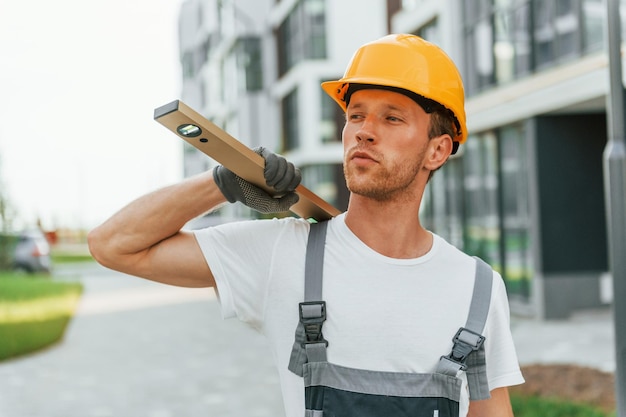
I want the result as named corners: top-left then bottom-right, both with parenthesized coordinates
top-left (178, 0), bottom-right (394, 215)
top-left (178, 0), bottom-right (618, 319)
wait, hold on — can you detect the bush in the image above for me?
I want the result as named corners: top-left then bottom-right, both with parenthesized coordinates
top-left (0, 234), bottom-right (18, 270)
top-left (0, 275), bottom-right (83, 360)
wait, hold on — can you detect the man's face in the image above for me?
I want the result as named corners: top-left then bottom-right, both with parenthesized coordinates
top-left (342, 88), bottom-right (431, 202)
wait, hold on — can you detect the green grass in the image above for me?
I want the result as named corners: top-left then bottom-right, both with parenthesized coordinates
top-left (50, 247), bottom-right (94, 264)
top-left (0, 276), bottom-right (83, 361)
top-left (51, 252), bottom-right (94, 264)
top-left (511, 393), bottom-right (615, 417)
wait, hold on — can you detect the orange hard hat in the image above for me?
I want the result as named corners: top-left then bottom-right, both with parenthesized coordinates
top-left (322, 34), bottom-right (467, 144)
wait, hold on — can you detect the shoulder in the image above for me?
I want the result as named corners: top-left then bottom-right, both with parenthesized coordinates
top-left (194, 216), bottom-right (310, 240)
top-left (431, 233), bottom-right (473, 261)
top-left (429, 233), bottom-right (479, 275)
top-left (429, 235), bottom-right (511, 313)
top-left (192, 217), bottom-right (312, 266)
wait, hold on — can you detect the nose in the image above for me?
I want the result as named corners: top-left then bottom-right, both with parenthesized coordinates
top-left (355, 115), bottom-right (377, 143)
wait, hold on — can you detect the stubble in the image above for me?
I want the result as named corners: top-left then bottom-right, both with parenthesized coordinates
top-left (343, 144), bottom-right (428, 202)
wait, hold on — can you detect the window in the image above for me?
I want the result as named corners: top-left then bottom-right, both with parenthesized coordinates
top-left (466, 17), bottom-right (495, 94)
top-left (301, 164), bottom-right (348, 210)
top-left (493, 3), bottom-right (532, 85)
top-left (415, 18), bottom-right (441, 46)
top-left (422, 157), bottom-right (465, 249)
top-left (236, 37), bottom-right (263, 92)
top-left (463, 132), bottom-right (501, 271)
top-left (582, 0), bottom-right (604, 52)
top-left (533, 0), bottom-right (580, 68)
top-left (500, 125), bottom-right (532, 300)
top-left (320, 81), bottom-right (344, 143)
top-left (463, 0), bottom-right (602, 96)
top-left (512, 3), bottom-right (533, 76)
top-left (277, 0), bottom-right (327, 76)
top-left (423, 123), bottom-right (532, 296)
top-left (282, 89), bottom-right (299, 151)
top-left (555, 0), bottom-right (580, 58)
top-left (221, 52), bottom-right (238, 105)
top-left (463, 0), bottom-right (495, 95)
top-left (181, 52), bottom-right (194, 79)
top-left (199, 79), bottom-right (206, 109)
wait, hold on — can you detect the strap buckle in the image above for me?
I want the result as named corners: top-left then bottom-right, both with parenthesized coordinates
top-left (438, 355), bottom-right (469, 372)
top-left (299, 301), bottom-right (328, 347)
top-left (447, 327), bottom-right (485, 366)
top-left (440, 327), bottom-right (485, 371)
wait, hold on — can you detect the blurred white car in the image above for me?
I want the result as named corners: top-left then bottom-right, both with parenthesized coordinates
top-left (14, 231), bottom-right (51, 273)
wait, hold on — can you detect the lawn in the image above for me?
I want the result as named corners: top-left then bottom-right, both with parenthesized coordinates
top-left (0, 273), bottom-right (83, 361)
top-left (511, 393), bottom-right (615, 417)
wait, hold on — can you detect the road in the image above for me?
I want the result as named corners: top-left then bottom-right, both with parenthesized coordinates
top-left (0, 263), bottom-right (285, 417)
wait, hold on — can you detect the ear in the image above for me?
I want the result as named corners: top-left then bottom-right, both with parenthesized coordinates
top-left (423, 134), bottom-right (453, 171)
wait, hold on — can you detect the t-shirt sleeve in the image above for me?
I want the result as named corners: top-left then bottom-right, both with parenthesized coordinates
top-left (484, 272), bottom-right (525, 391)
top-left (193, 217), bottom-right (308, 328)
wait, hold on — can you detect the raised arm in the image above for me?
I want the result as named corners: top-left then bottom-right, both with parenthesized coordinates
top-left (88, 171), bottom-right (224, 287)
top-left (88, 148), bottom-right (301, 288)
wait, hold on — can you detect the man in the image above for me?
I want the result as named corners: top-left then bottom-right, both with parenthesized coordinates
top-left (89, 34), bottom-right (524, 416)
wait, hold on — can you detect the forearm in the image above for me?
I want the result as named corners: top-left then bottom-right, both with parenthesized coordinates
top-left (88, 170), bottom-right (225, 271)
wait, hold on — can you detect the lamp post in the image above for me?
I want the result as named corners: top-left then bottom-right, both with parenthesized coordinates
top-left (605, 0), bottom-right (626, 415)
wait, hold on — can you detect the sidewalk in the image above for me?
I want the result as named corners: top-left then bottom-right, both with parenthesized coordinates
top-left (511, 308), bottom-right (615, 373)
top-left (0, 265), bottom-right (285, 417)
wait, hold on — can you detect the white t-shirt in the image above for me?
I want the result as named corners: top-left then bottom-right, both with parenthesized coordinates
top-left (194, 214), bottom-right (524, 417)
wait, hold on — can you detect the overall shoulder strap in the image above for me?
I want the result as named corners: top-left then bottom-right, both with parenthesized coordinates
top-left (288, 221), bottom-right (329, 376)
top-left (304, 220), bottom-right (327, 301)
top-left (465, 257), bottom-right (493, 334)
top-left (436, 256), bottom-right (493, 400)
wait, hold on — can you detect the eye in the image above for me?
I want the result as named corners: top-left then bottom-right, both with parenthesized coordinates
top-left (386, 115), bottom-right (403, 123)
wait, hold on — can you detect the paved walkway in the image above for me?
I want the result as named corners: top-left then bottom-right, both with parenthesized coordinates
top-left (0, 264), bottom-right (284, 417)
top-left (512, 308), bottom-right (615, 374)
top-left (0, 263), bottom-right (616, 416)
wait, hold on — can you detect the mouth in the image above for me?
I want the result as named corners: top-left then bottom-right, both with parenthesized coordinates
top-left (349, 149), bottom-right (378, 163)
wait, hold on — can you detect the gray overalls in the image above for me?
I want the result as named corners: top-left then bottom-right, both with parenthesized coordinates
top-left (288, 221), bottom-right (493, 417)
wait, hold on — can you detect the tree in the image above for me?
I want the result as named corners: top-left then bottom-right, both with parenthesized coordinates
top-left (0, 158), bottom-right (16, 270)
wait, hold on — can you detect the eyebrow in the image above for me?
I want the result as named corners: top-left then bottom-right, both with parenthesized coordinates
top-left (348, 101), bottom-right (410, 114)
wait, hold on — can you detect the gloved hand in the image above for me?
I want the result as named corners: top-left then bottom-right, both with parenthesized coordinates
top-left (213, 147), bottom-right (301, 213)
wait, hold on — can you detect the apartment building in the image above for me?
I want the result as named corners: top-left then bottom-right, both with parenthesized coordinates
top-left (178, 0), bottom-right (615, 319)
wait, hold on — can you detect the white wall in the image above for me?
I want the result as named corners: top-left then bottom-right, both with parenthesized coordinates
top-left (325, 0), bottom-right (388, 78)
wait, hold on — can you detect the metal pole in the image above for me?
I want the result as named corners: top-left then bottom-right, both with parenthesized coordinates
top-left (605, 0), bottom-right (626, 415)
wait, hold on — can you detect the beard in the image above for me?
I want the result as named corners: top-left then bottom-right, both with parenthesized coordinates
top-left (343, 144), bottom-right (427, 202)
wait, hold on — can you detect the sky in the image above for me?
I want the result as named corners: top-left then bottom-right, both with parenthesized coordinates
top-left (0, 0), bottom-right (186, 231)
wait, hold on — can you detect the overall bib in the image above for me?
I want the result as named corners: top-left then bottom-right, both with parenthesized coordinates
top-left (288, 221), bottom-right (493, 417)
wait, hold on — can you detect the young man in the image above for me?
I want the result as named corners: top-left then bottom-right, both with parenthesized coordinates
top-left (89, 34), bottom-right (524, 416)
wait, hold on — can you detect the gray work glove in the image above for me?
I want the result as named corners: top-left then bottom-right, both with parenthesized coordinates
top-left (213, 147), bottom-right (301, 213)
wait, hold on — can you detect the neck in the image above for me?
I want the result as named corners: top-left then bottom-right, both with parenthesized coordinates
top-left (344, 195), bottom-right (433, 259)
